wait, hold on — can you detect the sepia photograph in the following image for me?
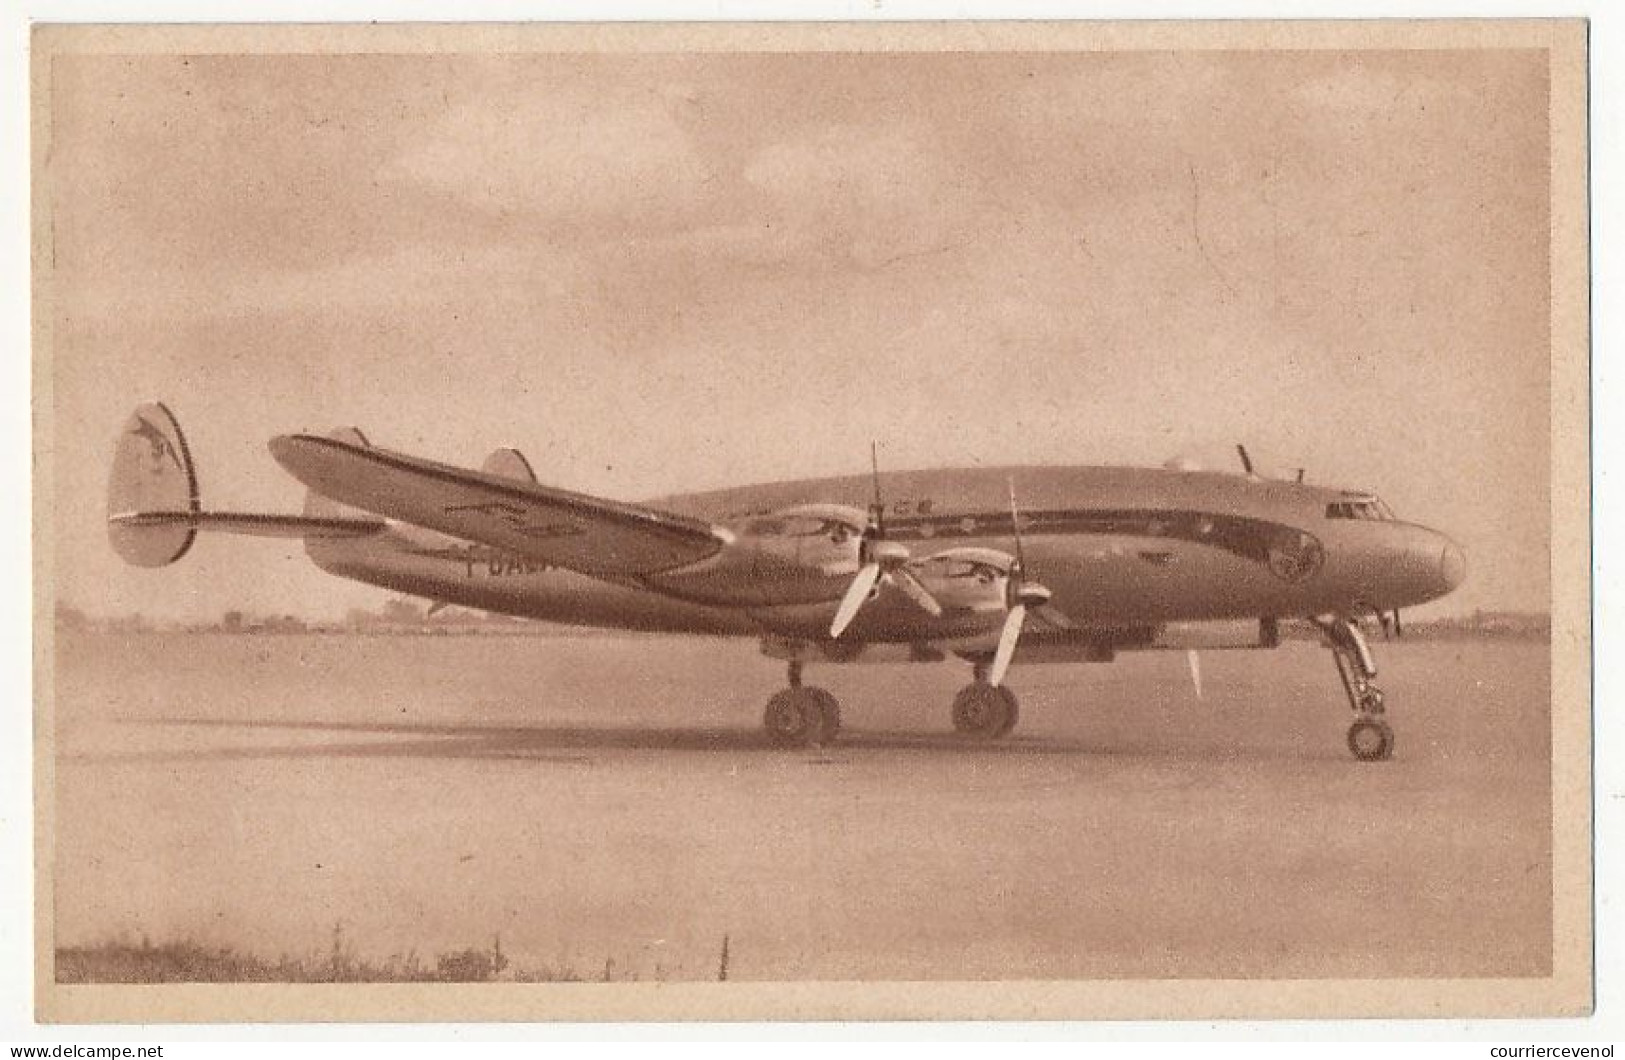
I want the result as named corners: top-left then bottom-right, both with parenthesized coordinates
top-left (30, 19), bottom-right (1590, 1022)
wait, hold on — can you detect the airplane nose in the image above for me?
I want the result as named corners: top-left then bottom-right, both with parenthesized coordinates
top-left (1440, 539), bottom-right (1467, 592)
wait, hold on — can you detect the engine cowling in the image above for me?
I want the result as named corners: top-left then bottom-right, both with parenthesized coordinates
top-left (907, 547), bottom-right (1015, 615)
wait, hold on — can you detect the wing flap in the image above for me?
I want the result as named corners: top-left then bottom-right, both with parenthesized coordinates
top-left (268, 434), bottom-right (726, 576)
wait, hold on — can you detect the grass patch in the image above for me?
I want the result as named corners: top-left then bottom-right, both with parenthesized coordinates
top-left (56, 931), bottom-right (730, 984)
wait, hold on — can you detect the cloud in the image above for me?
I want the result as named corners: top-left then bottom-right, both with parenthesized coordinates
top-left (59, 241), bottom-right (583, 334)
top-left (382, 90), bottom-right (712, 227)
top-left (740, 122), bottom-right (973, 270)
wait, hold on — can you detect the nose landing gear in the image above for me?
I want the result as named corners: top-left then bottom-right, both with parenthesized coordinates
top-left (1315, 616), bottom-right (1395, 761)
top-left (763, 661), bottom-right (841, 749)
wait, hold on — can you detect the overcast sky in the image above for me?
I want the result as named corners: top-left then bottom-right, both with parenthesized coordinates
top-left (45, 47), bottom-right (1550, 621)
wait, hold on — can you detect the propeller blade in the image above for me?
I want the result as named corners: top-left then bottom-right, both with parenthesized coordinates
top-left (1032, 602), bottom-right (1075, 632)
top-left (869, 440), bottom-right (885, 533)
top-left (830, 562), bottom-right (882, 638)
top-left (1006, 477), bottom-right (1026, 569)
top-left (1187, 649), bottom-right (1204, 700)
top-left (892, 568), bottom-right (943, 618)
top-left (989, 603), bottom-right (1026, 687)
top-left (1236, 444), bottom-right (1255, 475)
top-left (1393, 610), bottom-right (1403, 638)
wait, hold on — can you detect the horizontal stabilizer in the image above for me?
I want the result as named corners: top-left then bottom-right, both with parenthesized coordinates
top-left (108, 510), bottom-right (385, 540)
top-left (107, 404), bottom-right (388, 568)
top-left (268, 433), bottom-right (726, 577)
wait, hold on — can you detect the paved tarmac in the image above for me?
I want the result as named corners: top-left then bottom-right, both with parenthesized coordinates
top-left (51, 630), bottom-right (1552, 981)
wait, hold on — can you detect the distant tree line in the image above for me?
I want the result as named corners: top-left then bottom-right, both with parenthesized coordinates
top-left (55, 596), bottom-right (537, 635)
top-left (55, 599), bottom-right (1550, 640)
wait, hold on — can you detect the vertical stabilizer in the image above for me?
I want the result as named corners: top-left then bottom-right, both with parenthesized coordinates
top-left (481, 447), bottom-right (539, 483)
top-left (107, 402), bottom-right (201, 566)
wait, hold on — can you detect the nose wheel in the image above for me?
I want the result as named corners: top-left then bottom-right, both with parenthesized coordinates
top-left (1316, 617), bottom-right (1395, 762)
top-left (764, 662), bottom-right (841, 749)
top-left (1347, 715), bottom-right (1395, 761)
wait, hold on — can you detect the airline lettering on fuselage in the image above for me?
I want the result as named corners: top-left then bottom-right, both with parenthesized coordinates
top-left (468, 556), bottom-right (552, 578)
top-left (723, 499), bottom-right (937, 520)
top-left (406, 543), bottom-right (557, 579)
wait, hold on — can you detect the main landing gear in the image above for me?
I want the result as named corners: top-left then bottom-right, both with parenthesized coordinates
top-left (950, 660), bottom-right (1019, 739)
top-left (762, 661), bottom-right (841, 749)
top-left (759, 659), bottom-right (1023, 747)
top-left (1316, 616), bottom-right (1395, 762)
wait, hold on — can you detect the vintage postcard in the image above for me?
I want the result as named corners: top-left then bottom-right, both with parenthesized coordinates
top-left (31, 19), bottom-right (1590, 1022)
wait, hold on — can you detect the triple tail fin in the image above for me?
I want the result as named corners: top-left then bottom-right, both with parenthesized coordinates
top-left (106, 404), bottom-right (387, 568)
top-left (107, 403), bottom-right (202, 567)
top-left (480, 447), bottom-right (539, 483)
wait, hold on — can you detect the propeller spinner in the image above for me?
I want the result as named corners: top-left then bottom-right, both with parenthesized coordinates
top-left (828, 444), bottom-right (942, 638)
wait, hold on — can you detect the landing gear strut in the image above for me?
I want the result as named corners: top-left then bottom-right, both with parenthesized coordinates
top-left (950, 660), bottom-right (1019, 739)
top-left (1315, 617), bottom-right (1395, 762)
top-left (763, 660), bottom-right (841, 748)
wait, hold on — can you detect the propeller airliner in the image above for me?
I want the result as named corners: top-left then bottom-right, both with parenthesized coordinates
top-left (106, 403), bottom-right (1465, 760)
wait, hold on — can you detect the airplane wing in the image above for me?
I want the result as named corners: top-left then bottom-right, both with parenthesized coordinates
top-left (268, 434), bottom-right (728, 578)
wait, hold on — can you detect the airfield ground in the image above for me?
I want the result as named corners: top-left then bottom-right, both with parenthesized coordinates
top-left (50, 630), bottom-right (1551, 981)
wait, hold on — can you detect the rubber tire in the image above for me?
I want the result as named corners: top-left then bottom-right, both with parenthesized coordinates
top-left (993, 687), bottom-right (1020, 738)
top-left (809, 688), bottom-right (842, 742)
top-left (764, 687), bottom-right (837, 749)
top-left (1347, 716), bottom-right (1395, 762)
top-left (951, 683), bottom-right (1015, 739)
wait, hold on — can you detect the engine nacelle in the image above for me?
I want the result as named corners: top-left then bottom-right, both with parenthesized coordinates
top-left (646, 503), bottom-right (868, 609)
top-left (907, 547), bottom-right (1014, 614)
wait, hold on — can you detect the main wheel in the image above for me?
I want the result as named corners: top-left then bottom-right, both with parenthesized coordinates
top-left (809, 688), bottom-right (842, 741)
top-left (993, 688), bottom-right (1020, 738)
top-left (1347, 716), bottom-right (1395, 762)
top-left (764, 687), bottom-right (836, 749)
top-left (951, 683), bottom-right (1016, 739)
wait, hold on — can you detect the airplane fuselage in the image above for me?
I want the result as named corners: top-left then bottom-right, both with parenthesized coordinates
top-left (304, 464), bottom-right (1465, 653)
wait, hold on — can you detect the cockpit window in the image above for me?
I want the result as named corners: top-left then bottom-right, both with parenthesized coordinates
top-left (1326, 498), bottom-right (1394, 521)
